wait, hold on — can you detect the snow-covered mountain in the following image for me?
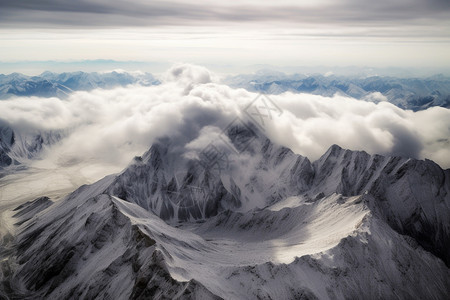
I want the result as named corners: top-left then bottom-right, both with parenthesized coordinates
top-left (0, 71), bottom-right (159, 99)
top-left (0, 125), bottom-right (63, 171)
top-left (1, 121), bottom-right (449, 299)
top-left (2, 70), bottom-right (450, 112)
top-left (226, 72), bottom-right (450, 111)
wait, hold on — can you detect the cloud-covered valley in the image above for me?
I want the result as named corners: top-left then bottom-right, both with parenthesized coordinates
top-left (1, 64), bottom-right (449, 173)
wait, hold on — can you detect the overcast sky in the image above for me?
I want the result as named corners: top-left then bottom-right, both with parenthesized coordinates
top-left (1, 0), bottom-right (450, 73)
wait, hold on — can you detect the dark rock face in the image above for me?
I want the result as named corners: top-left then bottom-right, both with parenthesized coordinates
top-left (12, 196), bottom-right (53, 226)
top-left (0, 126), bottom-right (14, 168)
top-left (0, 151), bottom-right (12, 168)
top-left (129, 251), bottom-right (221, 300)
top-left (306, 145), bottom-right (450, 266)
top-left (106, 143), bottom-right (241, 222)
top-left (367, 160), bottom-right (450, 267)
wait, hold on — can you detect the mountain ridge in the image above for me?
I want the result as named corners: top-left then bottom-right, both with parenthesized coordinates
top-left (2, 70), bottom-right (450, 111)
top-left (0, 71), bottom-right (159, 99)
top-left (1, 123), bottom-right (449, 299)
top-left (225, 73), bottom-right (450, 111)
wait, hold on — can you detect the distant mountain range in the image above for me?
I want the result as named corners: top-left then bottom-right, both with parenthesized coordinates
top-left (0, 71), bottom-right (159, 99)
top-left (226, 71), bottom-right (450, 111)
top-left (1, 70), bottom-right (450, 111)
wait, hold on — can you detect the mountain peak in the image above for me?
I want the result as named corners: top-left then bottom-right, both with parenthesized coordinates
top-left (328, 143), bottom-right (343, 152)
top-left (320, 144), bottom-right (344, 160)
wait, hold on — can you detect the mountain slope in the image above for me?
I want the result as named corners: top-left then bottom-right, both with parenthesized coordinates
top-left (0, 124), bottom-right (62, 171)
top-left (1, 124), bottom-right (449, 299)
top-left (5, 180), bottom-right (220, 299)
top-left (102, 126), bottom-right (450, 267)
top-left (4, 180), bottom-right (449, 299)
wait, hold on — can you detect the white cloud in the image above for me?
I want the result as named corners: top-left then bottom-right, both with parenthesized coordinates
top-left (362, 92), bottom-right (388, 103)
top-left (267, 93), bottom-right (434, 162)
top-left (0, 64), bottom-right (449, 171)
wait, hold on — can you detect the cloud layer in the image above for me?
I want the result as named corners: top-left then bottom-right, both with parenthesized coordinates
top-left (2, 1), bottom-right (449, 74)
top-left (0, 64), bottom-right (449, 171)
top-left (1, 0), bottom-right (449, 30)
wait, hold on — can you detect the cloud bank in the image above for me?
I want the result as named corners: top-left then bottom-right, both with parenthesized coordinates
top-left (0, 64), bottom-right (449, 171)
top-left (2, 1), bottom-right (449, 75)
top-left (1, 0), bottom-right (449, 30)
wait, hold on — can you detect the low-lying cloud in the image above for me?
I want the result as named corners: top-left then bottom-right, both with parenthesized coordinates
top-left (0, 64), bottom-right (449, 171)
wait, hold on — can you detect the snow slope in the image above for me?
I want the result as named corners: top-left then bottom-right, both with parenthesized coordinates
top-left (101, 125), bottom-right (450, 268)
top-left (4, 177), bottom-right (449, 299)
top-left (1, 125), bottom-right (449, 299)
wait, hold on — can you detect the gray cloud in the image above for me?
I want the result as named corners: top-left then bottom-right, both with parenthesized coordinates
top-left (0, 0), bottom-right (449, 32)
